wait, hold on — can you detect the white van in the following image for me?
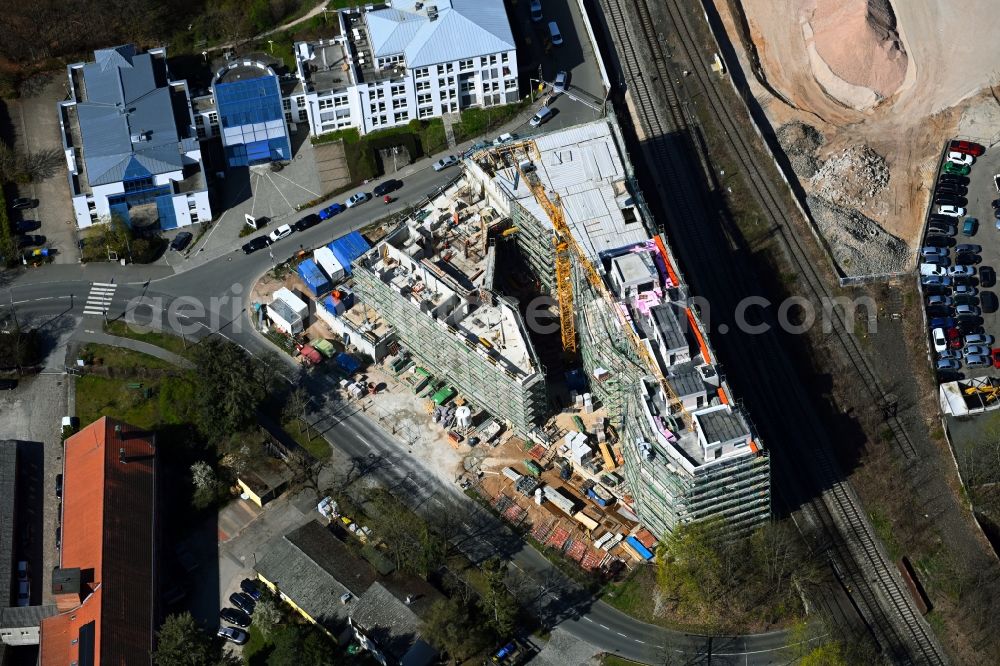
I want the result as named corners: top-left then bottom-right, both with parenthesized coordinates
top-left (548, 21), bottom-right (563, 46)
top-left (530, 0), bottom-right (542, 22)
top-left (529, 106), bottom-right (553, 128)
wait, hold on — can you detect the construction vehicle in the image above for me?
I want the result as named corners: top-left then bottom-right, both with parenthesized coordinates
top-left (487, 141), bottom-right (692, 427)
top-left (963, 383), bottom-right (1000, 403)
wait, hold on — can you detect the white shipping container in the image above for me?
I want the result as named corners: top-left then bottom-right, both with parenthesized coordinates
top-left (314, 246), bottom-right (346, 282)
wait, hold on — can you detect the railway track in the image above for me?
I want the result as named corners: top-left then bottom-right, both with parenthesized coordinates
top-left (597, 0), bottom-right (946, 663)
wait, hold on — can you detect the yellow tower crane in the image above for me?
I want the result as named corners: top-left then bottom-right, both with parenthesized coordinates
top-left (490, 140), bottom-right (692, 427)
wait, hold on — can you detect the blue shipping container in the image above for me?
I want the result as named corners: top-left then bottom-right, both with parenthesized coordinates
top-left (328, 232), bottom-right (370, 275)
top-left (625, 535), bottom-right (654, 561)
top-left (297, 259), bottom-right (331, 296)
top-left (336, 352), bottom-right (361, 374)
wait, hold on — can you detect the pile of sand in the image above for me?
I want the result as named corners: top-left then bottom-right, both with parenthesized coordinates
top-left (809, 0), bottom-right (907, 99)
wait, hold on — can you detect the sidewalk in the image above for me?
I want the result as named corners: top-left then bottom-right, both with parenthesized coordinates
top-left (72, 329), bottom-right (195, 369)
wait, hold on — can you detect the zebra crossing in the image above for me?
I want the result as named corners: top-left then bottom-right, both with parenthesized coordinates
top-left (83, 282), bottom-right (116, 317)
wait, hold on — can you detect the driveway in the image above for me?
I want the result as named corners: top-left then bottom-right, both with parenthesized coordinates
top-left (6, 75), bottom-right (80, 265)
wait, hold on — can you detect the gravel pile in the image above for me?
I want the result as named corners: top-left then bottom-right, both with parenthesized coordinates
top-left (808, 195), bottom-right (910, 275)
top-left (777, 122), bottom-right (825, 178)
top-left (811, 144), bottom-right (890, 209)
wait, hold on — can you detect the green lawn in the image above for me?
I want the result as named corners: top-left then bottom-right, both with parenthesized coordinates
top-left (454, 101), bottom-right (529, 142)
top-left (600, 567), bottom-right (661, 626)
top-left (282, 418), bottom-right (331, 460)
top-left (80, 343), bottom-right (176, 371)
top-left (75, 373), bottom-right (197, 430)
top-left (103, 320), bottom-right (193, 359)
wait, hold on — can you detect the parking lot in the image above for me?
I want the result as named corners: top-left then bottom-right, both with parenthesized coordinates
top-left (922, 140), bottom-right (1000, 382)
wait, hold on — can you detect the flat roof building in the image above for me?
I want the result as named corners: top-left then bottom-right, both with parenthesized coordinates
top-left (39, 418), bottom-right (158, 664)
top-left (212, 59), bottom-right (292, 166)
top-left (59, 45), bottom-right (211, 230)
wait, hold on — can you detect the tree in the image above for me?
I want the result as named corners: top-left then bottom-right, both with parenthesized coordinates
top-left (0, 326), bottom-right (41, 369)
top-left (421, 598), bottom-right (487, 661)
top-left (267, 624), bottom-right (335, 666)
top-left (153, 612), bottom-right (214, 666)
top-left (189, 339), bottom-right (275, 438)
top-left (190, 460), bottom-right (220, 510)
top-left (282, 386), bottom-right (309, 433)
top-left (479, 557), bottom-right (518, 638)
top-left (252, 593), bottom-right (283, 639)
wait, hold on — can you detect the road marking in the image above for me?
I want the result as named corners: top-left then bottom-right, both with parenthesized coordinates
top-left (616, 632), bottom-right (626, 637)
top-left (83, 282), bottom-right (117, 316)
top-left (634, 639), bottom-right (645, 644)
top-left (599, 624), bottom-right (609, 630)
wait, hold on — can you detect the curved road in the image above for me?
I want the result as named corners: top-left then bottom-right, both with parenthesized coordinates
top-left (3, 166), bottom-right (802, 664)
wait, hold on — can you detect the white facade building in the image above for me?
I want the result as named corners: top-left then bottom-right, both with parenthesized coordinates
top-left (295, 0), bottom-right (518, 136)
top-left (58, 45), bottom-right (212, 230)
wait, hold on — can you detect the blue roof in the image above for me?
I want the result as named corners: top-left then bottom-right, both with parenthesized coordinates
top-left (297, 259), bottom-right (331, 296)
top-left (75, 45), bottom-right (186, 186)
top-left (365, 0), bottom-right (515, 68)
top-left (328, 232), bottom-right (370, 275)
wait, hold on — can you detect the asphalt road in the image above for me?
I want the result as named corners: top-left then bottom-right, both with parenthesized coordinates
top-left (3, 163), bottom-right (803, 663)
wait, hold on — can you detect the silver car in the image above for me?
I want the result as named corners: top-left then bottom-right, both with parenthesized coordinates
top-left (964, 345), bottom-right (991, 358)
top-left (955, 244), bottom-right (982, 254)
top-left (964, 333), bottom-right (993, 346)
top-left (966, 355), bottom-right (992, 369)
top-left (553, 70), bottom-right (569, 94)
top-left (433, 155), bottom-right (459, 171)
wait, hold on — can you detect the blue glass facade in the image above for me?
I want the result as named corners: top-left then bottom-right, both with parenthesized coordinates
top-left (215, 75), bottom-right (291, 167)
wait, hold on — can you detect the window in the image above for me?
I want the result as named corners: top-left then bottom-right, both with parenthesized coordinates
top-left (501, 53), bottom-right (509, 63)
top-left (489, 55), bottom-right (497, 65)
top-left (460, 59), bottom-right (474, 71)
top-left (445, 63), bottom-right (454, 73)
top-left (505, 78), bottom-right (517, 90)
top-left (438, 78), bottom-right (446, 89)
top-left (416, 81), bottom-right (430, 92)
top-left (459, 80), bottom-right (475, 93)
top-left (391, 84), bottom-right (405, 97)
top-left (318, 99), bottom-right (334, 110)
top-left (369, 101), bottom-right (386, 114)
top-left (414, 67), bottom-right (429, 78)
top-left (394, 111), bottom-right (408, 123)
top-left (284, 112), bottom-right (292, 122)
top-left (335, 96), bottom-right (349, 107)
top-left (282, 98), bottom-right (291, 110)
top-left (417, 93), bottom-right (432, 105)
top-left (299, 109), bottom-right (308, 122)
top-left (208, 112), bottom-right (218, 124)
top-left (377, 89), bottom-right (385, 99)
top-left (418, 106), bottom-right (434, 118)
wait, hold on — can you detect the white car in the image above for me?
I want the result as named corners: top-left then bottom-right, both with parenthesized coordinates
top-left (346, 191), bottom-right (370, 208)
top-left (948, 265), bottom-right (976, 278)
top-left (268, 224), bottom-right (293, 242)
top-left (920, 263), bottom-right (947, 277)
top-left (553, 70), bottom-right (569, 94)
top-left (947, 151), bottom-right (974, 166)
top-left (493, 133), bottom-right (515, 146)
top-left (530, 0), bottom-right (542, 22)
top-left (937, 205), bottom-right (965, 217)
top-left (932, 327), bottom-right (948, 353)
top-left (433, 155), bottom-right (459, 171)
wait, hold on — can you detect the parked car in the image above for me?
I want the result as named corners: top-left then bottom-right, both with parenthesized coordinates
top-left (935, 183), bottom-right (967, 195)
top-left (965, 345), bottom-right (991, 358)
top-left (373, 179), bottom-right (402, 197)
top-left (932, 328), bottom-right (948, 353)
top-left (241, 236), bottom-right (270, 255)
top-left (547, 21), bottom-right (563, 46)
top-left (939, 174), bottom-right (969, 186)
top-left (938, 349), bottom-right (962, 361)
top-left (229, 592), bottom-right (256, 615)
top-left (529, 106), bottom-right (553, 127)
top-left (553, 70), bottom-right (569, 94)
top-left (954, 254), bottom-right (980, 266)
top-left (218, 626), bottom-right (249, 645)
top-left (992, 348), bottom-right (1000, 369)
top-left (947, 151), bottom-right (974, 166)
top-left (492, 133), bottom-right (516, 146)
top-left (433, 155), bottom-right (459, 171)
top-left (951, 140), bottom-right (984, 156)
top-left (219, 608), bottom-right (251, 628)
top-left (927, 295), bottom-right (953, 307)
top-left (926, 305), bottom-right (951, 319)
top-left (13, 220), bottom-right (41, 233)
top-left (921, 246), bottom-right (949, 258)
top-left (922, 254), bottom-right (949, 266)
top-left (934, 194), bottom-right (966, 206)
top-left (928, 224), bottom-right (956, 236)
top-left (293, 214), bottom-right (320, 232)
top-left (936, 358), bottom-right (961, 372)
top-left (930, 317), bottom-right (956, 329)
top-left (937, 205), bottom-right (965, 217)
top-left (921, 275), bottom-right (952, 287)
top-left (966, 355), bottom-right (992, 369)
top-left (965, 334), bottom-right (994, 346)
top-left (17, 580), bottom-right (29, 607)
top-left (955, 244), bottom-right (981, 254)
top-left (346, 191), bottom-right (370, 208)
top-left (923, 235), bottom-right (953, 248)
top-left (55, 473), bottom-right (62, 498)
top-left (169, 231), bottom-right (193, 251)
top-left (956, 303), bottom-right (981, 316)
top-left (948, 265), bottom-right (976, 277)
top-left (943, 162), bottom-right (971, 176)
top-left (10, 197), bottom-right (35, 210)
top-left (530, 0), bottom-right (543, 22)
top-left (980, 266), bottom-right (997, 287)
top-left (957, 320), bottom-right (984, 336)
top-left (921, 263), bottom-right (947, 277)
top-left (954, 284), bottom-right (977, 296)
top-left (962, 218), bottom-right (978, 236)
top-left (17, 234), bottom-right (45, 248)
top-left (319, 202), bottom-right (345, 220)
top-left (268, 224), bottom-right (293, 242)
top-left (240, 578), bottom-right (261, 601)
top-left (948, 327), bottom-right (964, 348)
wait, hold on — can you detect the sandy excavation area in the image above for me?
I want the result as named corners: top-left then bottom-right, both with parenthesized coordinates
top-left (713, 0), bottom-right (1000, 276)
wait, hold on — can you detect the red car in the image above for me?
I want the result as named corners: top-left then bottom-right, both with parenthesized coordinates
top-left (947, 327), bottom-right (962, 349)
top-left (992, 348), bottom-right (1000, 368)
top-left (950, 140), bottom-right (984, 157)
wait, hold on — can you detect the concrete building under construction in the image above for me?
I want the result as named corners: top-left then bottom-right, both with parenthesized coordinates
top-left (462, 119), bottom-right (771, 537)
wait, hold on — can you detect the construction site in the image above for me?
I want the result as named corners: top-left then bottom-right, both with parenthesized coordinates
top-left (252, 117), bottom-right (771, 568)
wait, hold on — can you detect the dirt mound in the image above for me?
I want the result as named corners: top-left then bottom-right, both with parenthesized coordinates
top-left (810, 0), bottom-right (907, 99)
top-left (777, 122), bottom-right (825, 178)
top-left (807, 195), bottom-right (909, 275)
top-left (810, 144), bottom-right (890, 210)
